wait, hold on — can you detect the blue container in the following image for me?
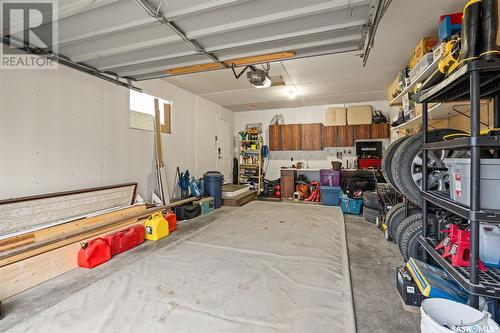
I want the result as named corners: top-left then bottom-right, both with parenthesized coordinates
top-left (203, 171), bottom-right (224, 209)
top-left (340, 192), bottom-right (363, 215)
top-left (320, 186), bottom-right (341, 206)
top-left (197, 197), bottom-right (215, 214)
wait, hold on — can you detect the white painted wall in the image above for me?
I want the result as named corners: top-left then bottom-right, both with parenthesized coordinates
top-left (234, 101), bottom-right (390, 180)
top-left (0, 64), bottom-right (234, 200)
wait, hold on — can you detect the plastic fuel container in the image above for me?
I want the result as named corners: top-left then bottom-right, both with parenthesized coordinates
top-left (78, 238), bottom-right (112, 269)
top-left (144, 213), bottom-right (169, 241)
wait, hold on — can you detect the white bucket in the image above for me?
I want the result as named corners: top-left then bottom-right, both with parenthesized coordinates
top-left (421, 298), bottom-right (500, 333)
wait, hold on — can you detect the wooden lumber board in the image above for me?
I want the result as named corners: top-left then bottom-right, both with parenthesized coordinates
top-left (0, 197), bottom-right (197, 267)
top-left (225, 51), bottom-right (295, 66)
top-left (223, 191), bottom-right (257, 207)
top-left (0, 219), bottom-right (142, 301)
top-left (0, 233), bottom-right (35, 252)
top-left (0, 183), bottom-right (137, 237)
top-left (0, 218), bottom-right (140, 267)
top-left (0, 205), bottom-right (146, 253)
top-left (165, 51), bottom-right (296, 75)
top-left (33, 205), bottom-right (146, 242)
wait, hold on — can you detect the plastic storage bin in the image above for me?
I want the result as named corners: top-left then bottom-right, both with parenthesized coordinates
top-left (144, 213), bottom-right (169, 241)
top-left (340, 192), bottom-right (363, 215)
top-left (444, 158), bottom-right (500, 210)
top-left (204, 171), bottom-right (224, 209)
top-left (480, 223), bottom-right (500, 267)
top-left (196, 197), bottom-right (215, 214)
top-left (319, 170), bottom-right (341, 186)
top-left (320, 186), bottom-right (341, 206)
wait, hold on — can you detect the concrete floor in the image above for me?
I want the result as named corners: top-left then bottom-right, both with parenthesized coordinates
top-left (345, 215), bottom-right (420, 333)
top-left (0, 204), bottom-right (420, 332)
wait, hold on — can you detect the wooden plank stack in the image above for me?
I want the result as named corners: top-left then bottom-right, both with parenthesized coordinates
top-left (0, 184), bottom-right (199, 301)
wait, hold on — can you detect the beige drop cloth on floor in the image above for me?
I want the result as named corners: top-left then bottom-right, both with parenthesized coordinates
top-left (6, 201), bottom-right (355, 333)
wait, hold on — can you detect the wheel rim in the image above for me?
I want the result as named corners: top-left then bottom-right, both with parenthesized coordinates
top-left (410, 149), bottom-right (465, 192)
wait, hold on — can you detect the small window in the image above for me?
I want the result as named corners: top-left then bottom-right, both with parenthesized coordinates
top-left (129, 90), bottom-right (171, 133)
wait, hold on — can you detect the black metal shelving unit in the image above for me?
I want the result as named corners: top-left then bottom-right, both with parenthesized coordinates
top-left (413, 58), bottom-right (500, 309)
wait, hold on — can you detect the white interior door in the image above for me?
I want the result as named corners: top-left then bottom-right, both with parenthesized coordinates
top-left (216, 118), bottom-right (233, 184)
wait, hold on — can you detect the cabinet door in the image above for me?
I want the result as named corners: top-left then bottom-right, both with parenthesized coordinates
top-left (353, 124), bottom-right (371, 140)
top-left (280, 170), bottom-right (296, 199)
top-left (301, 123), bottom-right (323, 150)
top-left (322, 126), bottom-right (338, 147)
top-left (269, 125), bottom-right (281, 150)
top-left (338, 126), bottom-right (354, 147)
top-left (281, 124), bottom-right (301, 150)
top-left (371, 123), bottom-right (390, 139)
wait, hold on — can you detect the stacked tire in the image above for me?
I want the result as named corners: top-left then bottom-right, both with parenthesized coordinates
top-left (381, 129), bottom-right (466, 261)
top-left (385, 202), bottom-right (421, 242)
top-left (382, 129), bottom-right (466, 206)
top-left (363, 191), bottom-right (380, 224)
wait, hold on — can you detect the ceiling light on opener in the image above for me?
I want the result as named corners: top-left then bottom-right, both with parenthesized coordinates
top-left (287, 86), bottom-right (298, 99)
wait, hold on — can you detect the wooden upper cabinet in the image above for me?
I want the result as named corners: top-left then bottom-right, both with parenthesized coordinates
top-left (301, 123), bottom-right (322, 150)
top-left (270, 123), bottom-right (390, 151)
top-left (371, 123), bottom-right (390, 139)
top-left (338, 125), bottom-right (354, 147)
top-left (322, 126), bottom-right (338, 147)
top-left (353, 124), bottom-right (371, 140)
top-left (269, 125), bottom-right (281, 151)
top-left (281, 124), bottom-right (301, 150)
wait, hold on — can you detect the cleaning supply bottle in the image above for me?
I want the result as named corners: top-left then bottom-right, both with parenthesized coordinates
top-left (144, 213), bottom-right (169, 241)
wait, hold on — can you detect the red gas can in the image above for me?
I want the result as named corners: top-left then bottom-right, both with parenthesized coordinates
top-left (164, 211), bottom-right (177, 233)
top-left (78, 238), bottom-right (112, 269)
top-left (103, 224), bottom-right (145, 256)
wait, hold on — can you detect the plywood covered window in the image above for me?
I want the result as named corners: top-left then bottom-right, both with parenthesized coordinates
top-left (129, 90), bottom-right (171, 133)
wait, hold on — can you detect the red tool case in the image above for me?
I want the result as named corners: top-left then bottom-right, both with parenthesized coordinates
top-left (103, 224), bottom-right (145, 256)
top-left (358, 158), bottom-right (382, 169)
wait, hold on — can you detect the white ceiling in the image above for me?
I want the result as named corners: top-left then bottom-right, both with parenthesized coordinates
top-left (165, 0), bottom-right (465, 111)
top-left (4, 0), bottom-right (377, 79)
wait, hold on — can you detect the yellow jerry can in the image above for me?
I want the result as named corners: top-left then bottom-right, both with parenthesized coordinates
top-left (144, 213), bottom-right (169, 241)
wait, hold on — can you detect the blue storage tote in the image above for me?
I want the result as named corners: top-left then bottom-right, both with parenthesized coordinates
top-left (340, 192), bottom-right (363, 215)
top-left (320, 186), bottom-right (341, 206)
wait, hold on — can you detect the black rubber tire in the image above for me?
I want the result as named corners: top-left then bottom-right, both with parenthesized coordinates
top-left (395, 213), bottom-right (422, 247)
top-left (400, 222), bottom-right (426, 261)
top-left (363, 207), bottom-right (379, 224)
top-left (381, 136), bottom-right (409, 190)
top-left (391, 129), bottom-right (466, 207)
top-left (399, 214), bottom-right (435, 261)
top-left (362, 191), bottom-right (380, 209)
top-left (385, 202), bottom-right (404, 235)
top-left (388, 206), bottom-right (421, 242)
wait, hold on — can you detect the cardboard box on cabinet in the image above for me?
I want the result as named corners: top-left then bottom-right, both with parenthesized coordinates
top-left (347, 105), bottom-right (373, 125)
top-left (325, 107), bottom-right (347, 126)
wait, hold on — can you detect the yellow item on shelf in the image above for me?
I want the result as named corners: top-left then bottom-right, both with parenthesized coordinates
top-left (144, 213), bottom-right (169, 241)
top-left (438, 36), bottom-right (461, 76)
top-left (443, 128), bottom-right (500, 141)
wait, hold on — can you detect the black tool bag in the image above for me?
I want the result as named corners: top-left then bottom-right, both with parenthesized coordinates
top-left (342, 176), bottom-right (376, 198)
top-left (174, 204), bottom-right (201, 220)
